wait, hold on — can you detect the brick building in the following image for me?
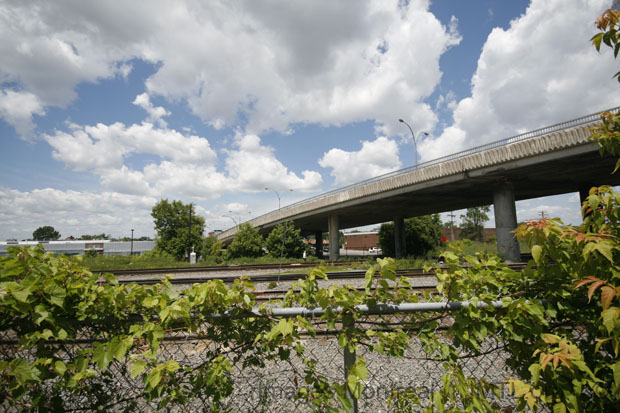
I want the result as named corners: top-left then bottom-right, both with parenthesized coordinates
top-left (343, 232), bottom-right (379, 251)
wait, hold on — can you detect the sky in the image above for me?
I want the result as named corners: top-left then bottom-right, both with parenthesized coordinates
top-left (1, 0), bottom-right (619, 241)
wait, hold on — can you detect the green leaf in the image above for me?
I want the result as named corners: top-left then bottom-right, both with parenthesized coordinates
top-left (10, 359), bottom-right (36, 385)
top-left (147, 366), bottom-right (163, 388)
top-left (92, 342), bottom-right (110, 370)
top-left (553, 402), bottom-right (566, 413)
top-left (273, 319), bottom-right (294, 337)
top-left (10, 284), bottom-right (32, 302)
top-left (165, 360), bottom-right (180, 372)
top-left (44, 283), bottom-right (66, 307)
top-left (531, 245), bottom-right (542, 264)
top-left (130, 360), bottom-right (147, 378)
top-left (110, 336), bottom-right (130, 361)
top-left (601, 308), bottom-right (620, 334)
top-left (613, 361), bottom-right (620, 394)
top-left (53, 360), bottom-right (67, 376)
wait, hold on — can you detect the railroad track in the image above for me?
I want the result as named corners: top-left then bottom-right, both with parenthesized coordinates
top-left (99, 264), bottom-right (525, 302)
top-left (112, 269), bottom-right (432, 285)
top-left (104, 262), bottom-right (527, 286)
top-left (250, 284), bottom-right (439, 302)
top-left (94, 260), bottom-right (367, 277)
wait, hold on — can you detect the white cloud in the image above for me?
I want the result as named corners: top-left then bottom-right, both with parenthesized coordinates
top-left (319, 136), bottom-right (401, 186)
top-left (421, 0), bottom-right (618, 162)
top-left (0, 186), bottom-right (157, 240)
top-left (0, 0), bottom-right (459, 137)
top-left (42, 117), bottom-right (322, 199)
top-left (133, 93), bottom-right (170, 127)
top-left (43, 121), bottom-right (217, 171)
top-left (516, 193), bottom-right (583, 225)
top-left (0, 89), bottom-right (45, 138)
top-left (224, 133), bottom-right (323, 193)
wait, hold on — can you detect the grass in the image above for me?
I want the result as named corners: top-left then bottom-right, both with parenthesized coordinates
top-left (79, 239), bottom-right (528, 272)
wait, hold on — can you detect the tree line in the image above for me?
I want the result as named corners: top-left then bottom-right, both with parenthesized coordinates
top-left (151, 199), bottom-right (493, 262)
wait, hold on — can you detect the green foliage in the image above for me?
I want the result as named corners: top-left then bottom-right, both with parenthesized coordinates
top-left (459, 206), bottom-right (490, 241)
top-left (590, 3), bottom-right (620, 173)
top-left (3, 185), bottom-right (620, 412)
top-left (443, 238), bottom-right (499, 257)
top-left (264, 220), bottom-right (305, 258)
top-left (80, 234), bottom-right (109, 240)
top-left (83, 249), bottom-right (99, 258)
top-left (378, 214), bottom-right (442, 257)
top-left (81, 248), bottom-right (182, 271)
top-left (226, 222), bottom-right (264, 258)
top-left (32, 225), bottom-right (61, 241)
top-left (200, 235), bottom-right (224, 260)
top-left (591, 4), bottom-right (620, 81)
top-left (151, 200), bottom-right (204, 261)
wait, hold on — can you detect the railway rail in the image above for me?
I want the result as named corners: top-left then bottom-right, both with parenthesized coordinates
top-left (101, 262), bottom-right (527, 285)
top-left (97, 262), bottom-right (528, 303)
top-left (94, 260), bottom-right (367, 277)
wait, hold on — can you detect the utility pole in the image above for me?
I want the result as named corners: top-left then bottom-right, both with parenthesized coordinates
top-left (130, 228), bottom-right (134, 255)
top-left (448, 211), bottom-right (456, 240)
top-left (187, 203), bottom-right (192, 261)
top-left (539, 210), bottom-right (547, 219)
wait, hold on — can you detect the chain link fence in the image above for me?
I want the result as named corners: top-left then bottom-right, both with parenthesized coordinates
top-left (1, 302), bottom-right (526, 412)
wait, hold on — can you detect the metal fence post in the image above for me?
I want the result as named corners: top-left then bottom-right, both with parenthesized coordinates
top-left (343, 313), bottom-right (358, 413)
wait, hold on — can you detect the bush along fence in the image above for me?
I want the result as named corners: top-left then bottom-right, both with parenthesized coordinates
top-left (1, 187), bottom-right (619, 412)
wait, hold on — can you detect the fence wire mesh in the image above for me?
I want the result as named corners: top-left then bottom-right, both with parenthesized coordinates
top-left (0, 306), bottom-right (538, 413)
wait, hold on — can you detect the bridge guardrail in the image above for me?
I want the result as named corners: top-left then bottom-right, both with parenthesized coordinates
top-left (226, 106), bottom-right (619, 235)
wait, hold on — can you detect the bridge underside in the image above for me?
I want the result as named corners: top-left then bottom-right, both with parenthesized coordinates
top-left (262, 149), bottom-right (620, 236)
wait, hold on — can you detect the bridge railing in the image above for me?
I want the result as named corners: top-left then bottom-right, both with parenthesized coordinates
top-left (233, 107), bottom-right (619, 233)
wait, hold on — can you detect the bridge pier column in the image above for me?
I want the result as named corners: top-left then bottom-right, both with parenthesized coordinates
top-left (315, 231), bottom-right (323, 258)
top-left (493, 182), bottom-right (521, 262)
top-left (579, 184), bottom-right (597, 219)
top-left (328, 215), bottom-right (340, 261)
top-left (394, 216), bottom-right (406, 259)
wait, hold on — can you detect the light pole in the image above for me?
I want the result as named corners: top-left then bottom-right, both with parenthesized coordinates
top-left (223, 215), bottom-right (238, 230)
top-left (265, 187), bottom-right (293, 210)
top-left (130, 229), bottom-right (134, 256)
top-left (398, 119), bottom-right (429, 167)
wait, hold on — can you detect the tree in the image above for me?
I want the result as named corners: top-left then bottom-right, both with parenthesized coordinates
top-left (226, 223), bottom-right (264, 258)
top-left (32, 226), bottom-right (61, 241)
top-left (378, 214), bottom-right (442, 257)
top-left (265, 221), bottom-right (305, 258)
top-left (151, 200), bottom-right (204, 261)
top-left (201, 235), bottom-right (224, 258)
top-left (80, 234), bottom-right (109, 240)
top-left (459, 206), bottom-right (490, 241)
top-left (590, 5), bottom-right (620, 173)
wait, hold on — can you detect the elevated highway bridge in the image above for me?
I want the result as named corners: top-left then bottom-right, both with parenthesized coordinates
top-left (217, 108), bottom-right (620, 262)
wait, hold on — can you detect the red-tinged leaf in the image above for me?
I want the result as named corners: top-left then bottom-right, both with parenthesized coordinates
top-left (541, 353), bottom-right (553, 371)
top-left (574, 276), bottom-right (598, 289)
top-left (559, 357), bottom-right (573, 371)
top-left (588, 281), bottom-right (605, 302)
top-left (552, 355), bottom-right (560, 369)
top-left (601, 286), bottom-right (616, 310)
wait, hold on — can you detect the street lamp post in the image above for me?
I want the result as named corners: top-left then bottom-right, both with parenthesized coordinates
top-left (265, 187), bottom-right (293, 210)
top-left (398, 119), bottom-right (429, 167)
top-left (130, 229), bottom-right (134, 256)
top-left (223, 215), bottom-right (238, 230)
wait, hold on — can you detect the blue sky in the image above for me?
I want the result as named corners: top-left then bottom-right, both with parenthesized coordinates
top-left (0, 0), bottom-right (618, 240)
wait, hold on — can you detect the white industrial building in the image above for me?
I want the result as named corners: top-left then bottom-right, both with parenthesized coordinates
top-left (0, 240), bottom-right (156, 257)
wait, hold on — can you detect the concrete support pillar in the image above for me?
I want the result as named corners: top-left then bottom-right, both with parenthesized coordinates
top-left (328, 214), bottom-right (340, 261)
top-left (394, 216), bottom-right (406, 259)
top-left (579, 184), bottom-right (597, 217)
top-left (315, 231), bottom-right (323, 258)
top-left (493, 182), bottom-right (521, 262)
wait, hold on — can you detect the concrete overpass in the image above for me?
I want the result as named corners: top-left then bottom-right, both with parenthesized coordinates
top-left (217, 108), bottom-right (620, 261)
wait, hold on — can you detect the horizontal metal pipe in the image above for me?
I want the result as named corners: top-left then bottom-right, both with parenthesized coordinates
top-left (205, 299), bottom-right (516, 320)
top-left (268, 300), bottom-right (506, 317)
